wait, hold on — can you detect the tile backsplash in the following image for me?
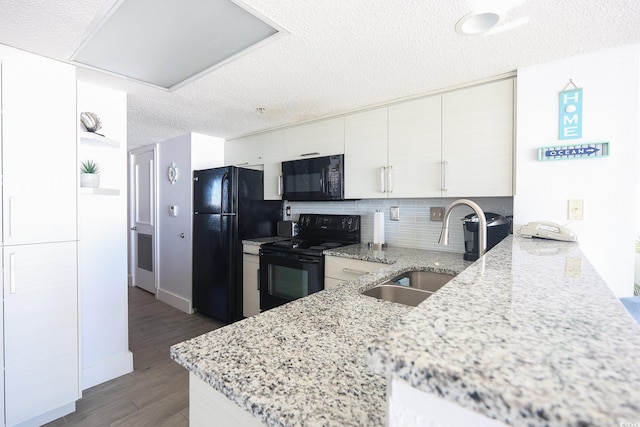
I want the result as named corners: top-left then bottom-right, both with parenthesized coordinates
top-left (285, 197), bottom-right (513, 253)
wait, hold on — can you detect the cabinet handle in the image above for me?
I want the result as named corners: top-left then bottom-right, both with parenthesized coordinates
top-left (380, 167), bottom-right (386, 193)
top-left (441, 161), bottom-right (448, 192)
top-left (387, 166), bottom-right (393, 193)
top-left (343, 268), bottom-right (369, 275)
top-left (236, 162), bottom-right (249, 166)
top-left (278, 175), bottom-right (283, 196)
top-left (300, 152), bottom-right (320, 157)
top-left (8, 196), bottom-right (14, 238)
top-left (9, 253), bottom-right (16, 294)
top-left (257, 269), bottom-right (260, 290)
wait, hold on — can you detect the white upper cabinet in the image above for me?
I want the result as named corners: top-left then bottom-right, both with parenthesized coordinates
top-left (282, 116), bottom-right (344, 160)
top-left (225, 130), bottom-right (284, 200)
top-left (344, 107), bottom-right (388, 199)
top-left (231, 77), bottom-right (514, 201)
top-left (225, 134), bottom-right (264, 167)
top-left (1, 59), bottom-right (77, 245)
top-left (441, 79), bottom-right (514, 197)
top-left (388, 95), bottom-right (442, 198)
top-left (260, 130), bottom-right (284, 200)
top-left (345, 96), bottom-right (443, 199)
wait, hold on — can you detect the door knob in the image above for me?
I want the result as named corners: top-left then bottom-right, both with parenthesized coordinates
top-left (180, 233), bottom-right (185, 238)
top-left (131, 226), bottom-right (138, 231)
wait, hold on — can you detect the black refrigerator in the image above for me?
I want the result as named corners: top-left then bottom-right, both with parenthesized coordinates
top-left (192, 166), bottom-right (282, 322)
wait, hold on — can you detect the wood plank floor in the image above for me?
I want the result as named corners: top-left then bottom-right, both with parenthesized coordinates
top-left (45, 286), bottom-right (224, 427)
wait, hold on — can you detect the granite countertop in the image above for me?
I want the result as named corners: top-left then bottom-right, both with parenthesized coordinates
top-left (170, 245), bottom-right (469, 427)
top-left (242, 236), bottom-right (290, 246)
top-left (171, 236), bottom-right (640, 426)
top-left (367, 236), bottom-right (640, 426)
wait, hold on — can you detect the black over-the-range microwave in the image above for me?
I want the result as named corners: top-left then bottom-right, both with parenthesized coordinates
top-left (282, 154), bottom-right (344, 201)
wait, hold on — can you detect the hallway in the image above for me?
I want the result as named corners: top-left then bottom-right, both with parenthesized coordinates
top-left (46, 286), bottom-right (223, 426)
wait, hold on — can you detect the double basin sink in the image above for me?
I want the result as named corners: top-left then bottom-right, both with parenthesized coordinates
top-left (361, 270), bottom-right (454, 307)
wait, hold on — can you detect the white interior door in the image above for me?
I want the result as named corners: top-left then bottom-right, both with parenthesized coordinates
top-left (132, 149), bottom-right (156, 294)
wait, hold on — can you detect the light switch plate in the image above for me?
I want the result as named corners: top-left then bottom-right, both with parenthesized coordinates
top-left (390, 206), bottom-right (400, 221)
top-left (430, 207), bottom-right (445, 222)
top-left (568, 199), bottom-right (584, 220)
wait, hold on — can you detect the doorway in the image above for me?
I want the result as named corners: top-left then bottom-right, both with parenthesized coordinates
top-left (129, 148), bottom-right (157, 294)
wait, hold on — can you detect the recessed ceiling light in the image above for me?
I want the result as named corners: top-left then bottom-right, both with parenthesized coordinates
top-left (71, 0), bottom-right (285, 90)
top-left (455, 11), bottom-right (504, 35)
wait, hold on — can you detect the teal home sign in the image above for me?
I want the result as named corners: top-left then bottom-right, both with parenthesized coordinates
top-left (559, 86), bottom-right (583, 140)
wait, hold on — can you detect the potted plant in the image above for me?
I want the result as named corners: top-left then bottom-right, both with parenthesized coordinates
top-left (80, 160), bottom-right (100, 188)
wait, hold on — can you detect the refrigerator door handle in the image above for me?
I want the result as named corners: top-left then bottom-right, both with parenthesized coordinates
top-left (221, 172), bottom-right (230, 214)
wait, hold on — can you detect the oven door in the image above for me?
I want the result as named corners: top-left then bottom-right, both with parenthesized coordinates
top-left (259, 249), bottom-right (324, 311)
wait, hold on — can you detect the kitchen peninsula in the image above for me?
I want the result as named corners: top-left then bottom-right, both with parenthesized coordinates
top-left (171, 237), bottom-right (640, 426)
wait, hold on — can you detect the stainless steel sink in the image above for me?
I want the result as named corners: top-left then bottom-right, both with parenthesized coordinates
top-left (386, 270), bottom-right (454, 292)
top-left (361, 284), bottom-right (432, 307)
top-left (361, 270), bottom-right (455, 306)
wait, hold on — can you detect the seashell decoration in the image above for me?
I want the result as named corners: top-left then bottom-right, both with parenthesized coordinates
top-left (80, 112), bottom-right (102, 133)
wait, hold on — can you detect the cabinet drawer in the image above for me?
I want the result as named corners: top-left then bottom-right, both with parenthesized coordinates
top-left (242, 244), bottom-right (260, 256)
top-left (325, 256), bottom-right (382, 281)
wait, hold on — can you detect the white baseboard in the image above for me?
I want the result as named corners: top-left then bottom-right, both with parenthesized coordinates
top-left (15, 402), bottom-right (76, 427)
top-left (82, 351), bottom-right (134, 390)
top-left (157, 287), bottom-right (193, 314)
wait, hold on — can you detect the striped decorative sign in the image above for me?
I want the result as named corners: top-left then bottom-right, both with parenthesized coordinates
top-left (559, 88), bottom-right (583, 140)
top-left (537, 142), bottom-right (609, 161)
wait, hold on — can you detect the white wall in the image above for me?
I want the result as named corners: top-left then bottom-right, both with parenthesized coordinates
top-left (157, 133), bottom-right (224, 313)
top-left (514, 44), bottom-right (640, 298)
top-left (77, 81), bottom-right (133, 389)
top-left (288, 197), bottom-right (513, 253)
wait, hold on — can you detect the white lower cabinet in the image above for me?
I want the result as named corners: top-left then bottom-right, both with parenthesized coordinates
top-left (389, 378), bottom-right (508, 427)
top-left (324, 256), bottom-right (382, 290)
top-left (242, 245), bottom-right (261, 317)
top-left (3, 241), bottom-right (79, 426)
top-left (190, 372), bottom-right (262, 427)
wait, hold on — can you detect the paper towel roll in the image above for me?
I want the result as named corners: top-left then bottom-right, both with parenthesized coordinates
top-left (373, 211), bottom-right (385, 245)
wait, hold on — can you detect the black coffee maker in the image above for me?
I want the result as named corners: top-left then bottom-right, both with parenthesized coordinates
top-left (462, 212), bottom-right (510, 261)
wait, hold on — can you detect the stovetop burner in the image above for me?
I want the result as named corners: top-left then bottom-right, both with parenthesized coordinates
top-left (261, 214), bottom-right (361, 257)
top-left (321, 242), bottom-right (342, 248)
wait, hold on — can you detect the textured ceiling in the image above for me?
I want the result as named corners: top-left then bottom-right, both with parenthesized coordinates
top-left (1, 0), bottom-right (639, 149)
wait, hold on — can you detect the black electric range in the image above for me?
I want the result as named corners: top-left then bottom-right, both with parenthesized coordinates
top-left (259, 214), bottom-right (361, 311)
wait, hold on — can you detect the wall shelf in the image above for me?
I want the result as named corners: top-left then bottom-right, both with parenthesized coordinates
top-left (80, 187), bottom-right (120, 196)
top-left (80, 131), bottom-right (120, 148)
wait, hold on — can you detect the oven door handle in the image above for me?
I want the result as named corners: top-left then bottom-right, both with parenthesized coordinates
top-left (296, 258), bottom-right (322, 264)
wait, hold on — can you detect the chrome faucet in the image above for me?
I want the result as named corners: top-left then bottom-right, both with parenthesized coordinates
top-left (438, 199), bottom-right (487, 259)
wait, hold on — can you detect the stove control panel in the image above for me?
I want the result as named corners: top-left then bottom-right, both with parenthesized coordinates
top-left (298, 214), bottom-right (360, 232)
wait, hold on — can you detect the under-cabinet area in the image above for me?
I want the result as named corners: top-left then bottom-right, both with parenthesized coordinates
top-left (225, 78), bottom-right (515, 200)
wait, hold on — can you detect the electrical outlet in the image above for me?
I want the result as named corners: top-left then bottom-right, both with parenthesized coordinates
top-left (565, 257), bottom-right (582, 278)
top-left (430, 207), bottom-right (445, 222)
top-left (390, 206), bottom-right (400, 221)
top-left (568, 200), bottom-right (584, 220)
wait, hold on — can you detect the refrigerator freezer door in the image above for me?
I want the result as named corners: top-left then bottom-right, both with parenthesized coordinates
top-left (193, 167), bottom-right (231, 214)
top-left (192, 213), bottom-right (235, 321)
